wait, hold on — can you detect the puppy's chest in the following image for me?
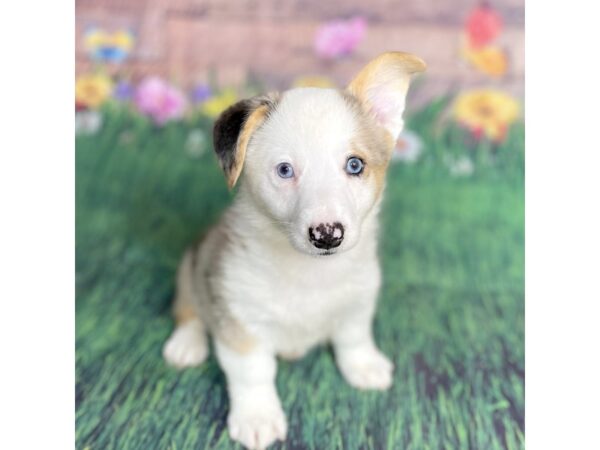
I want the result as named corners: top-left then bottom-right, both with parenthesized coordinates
top-left (255, 281), bottom-right (352, 353)
top-left (229, 255), bottom-right (365, 348)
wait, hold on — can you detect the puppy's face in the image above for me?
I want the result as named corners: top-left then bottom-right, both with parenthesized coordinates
top-left (242, 88), bottom-right (391, 256)
top-left (213, 52), bottom-right (426, 256)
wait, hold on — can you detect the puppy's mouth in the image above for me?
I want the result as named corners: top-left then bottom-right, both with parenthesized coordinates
top-left (318, 250), bottom-right (336, 256)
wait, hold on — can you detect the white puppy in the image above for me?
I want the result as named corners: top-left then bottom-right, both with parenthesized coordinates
top-left (163, 52), bottom-right (426, 450)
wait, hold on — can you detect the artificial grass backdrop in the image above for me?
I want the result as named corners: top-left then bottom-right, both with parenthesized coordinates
top-left (76, 101), bottom-right (524, 449)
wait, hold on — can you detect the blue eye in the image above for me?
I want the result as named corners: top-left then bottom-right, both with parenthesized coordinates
top-left (276, 162), bottom-right (294, 179)
top-left (345, 157), bottom-right (364, 175)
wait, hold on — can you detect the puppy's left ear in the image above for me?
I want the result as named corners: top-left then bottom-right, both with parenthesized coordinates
top-left (213, 94), bottom-right (277, 188)
top-left (348, 52), bottom-right (426, 142)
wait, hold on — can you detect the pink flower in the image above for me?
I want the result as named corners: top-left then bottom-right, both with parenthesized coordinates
top-left (134, 77), bottom-right (187, 125)
top-left (314, 17), bottom-right (367, 60)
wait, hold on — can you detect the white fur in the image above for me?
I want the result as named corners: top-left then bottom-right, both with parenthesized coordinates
top-left (215, 340), bottom-right (287, 450)
top-left (163, 319), bottom-right (208, 368)
top-left (163, 85), bottom-right (409, 449)
top-left (245, 88), bottom-right (379, 257)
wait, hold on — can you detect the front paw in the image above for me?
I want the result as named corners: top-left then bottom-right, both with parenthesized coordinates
top-left (162, 320), bottom-right (208, 369)
top-left (228, 395), bottom-right (287, 450)
top-left (336, 346), bottom-right (394, 390)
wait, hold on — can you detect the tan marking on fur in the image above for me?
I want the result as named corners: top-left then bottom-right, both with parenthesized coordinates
top-left (174, 305), bottom-right (200, 325)
top-left (351, 141), bottom-right (388, 199)
top-left (372, 129), bottom-right (396, 195)
top-left (372, 164), bottom-right (388, 199)
top-left (228, 104), bottom-right (270, 188)
top-left (347, 51), bottom-right (426, 104)
top-left (381, 130), bottom-right (395, 149)
top-left (278, 350), bottom-right (307, 361)
top-left (172, 250), bottom-right (204, 327)
top-left (343, 52), bottom-right (425, 197)
top-left (216, 318), bottom-right (258, 354)
top-left (341, 90), bottom-right (395, 198)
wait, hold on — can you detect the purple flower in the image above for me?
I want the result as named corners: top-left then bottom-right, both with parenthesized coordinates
top-left (191, 84), bottom-right (213, 104)
top-left (114, 80), bottom-right (134, 101)
top-left (134, 77), bottom-right (187, 125)
top-left (314, 17), bottom-right (367, 60)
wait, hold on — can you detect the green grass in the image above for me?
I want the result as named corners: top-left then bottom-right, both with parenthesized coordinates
top-left (76, 100), bottom-right (524, 449)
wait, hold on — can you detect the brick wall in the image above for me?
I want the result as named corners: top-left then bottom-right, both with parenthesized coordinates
top-left (75, 0), bottom-right (524, 102)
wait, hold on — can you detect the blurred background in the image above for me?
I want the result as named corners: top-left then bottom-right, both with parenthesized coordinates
top-left (76, 2), bottom-right (525, 449)
top-left (75, 0), bottom-right (524, 162)
top-left (75, 0), bottom-right (523, 104)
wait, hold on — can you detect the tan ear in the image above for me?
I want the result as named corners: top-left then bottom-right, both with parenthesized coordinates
top-left (213, 95), bottom-right (277, 188)
top-left (347, 52), bottom-right (426, 141)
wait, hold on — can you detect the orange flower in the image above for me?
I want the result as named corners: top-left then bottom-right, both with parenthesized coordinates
top-left (462, 45), bottom-right (508, 78)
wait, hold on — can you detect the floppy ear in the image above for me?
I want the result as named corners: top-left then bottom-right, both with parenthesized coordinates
top-left (213, 94), bottom-right (277, 188)
top-left (347, 52), bottom-right (426, 141)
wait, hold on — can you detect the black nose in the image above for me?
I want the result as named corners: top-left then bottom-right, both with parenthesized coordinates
top-left (308, 222), bottom-right (344, 250)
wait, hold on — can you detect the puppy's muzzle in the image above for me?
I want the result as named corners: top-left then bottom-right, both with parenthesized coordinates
top-left (308, 222), bottom-right (344, 250)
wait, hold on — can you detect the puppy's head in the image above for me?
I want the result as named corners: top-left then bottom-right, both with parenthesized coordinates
top-left (213, 52), bottom-right (426, 256)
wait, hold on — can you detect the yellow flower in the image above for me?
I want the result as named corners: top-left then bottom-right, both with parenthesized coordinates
top-left (292, 75), bottom-right (336, 89)
top-left (462, 45), bottom-right (508, 78)
top-left (75, 74), bottom-right (113, 109)
top-left (84, 30), bottom-right (104, 49)
top-left (110, 31), bottom-right (134, 51)
top-left (84, 29), bottom-right (134, 62)
top-left (200, 89), bottom-right (237, 118)
top-left (453, 89), bottom-right (520, 141)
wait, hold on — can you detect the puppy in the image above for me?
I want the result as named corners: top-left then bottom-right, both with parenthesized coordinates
top-left (163, 52), bottom-right (426, 450)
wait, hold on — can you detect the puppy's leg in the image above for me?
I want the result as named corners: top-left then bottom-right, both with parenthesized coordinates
top-left (332, 307), bottom-right (394, 390)
top-left (215, 339), bottom-right (287, 450)
top-left (163, 250), bottom-right (209, 368)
